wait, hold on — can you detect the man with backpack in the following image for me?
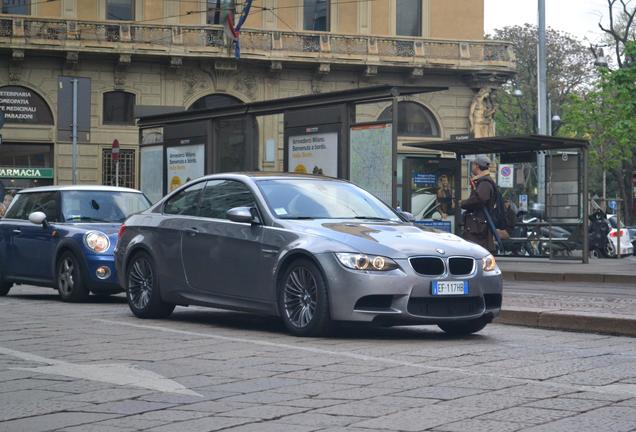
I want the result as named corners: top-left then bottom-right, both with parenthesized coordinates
top-left (461, 155), bottom-right (502, 253)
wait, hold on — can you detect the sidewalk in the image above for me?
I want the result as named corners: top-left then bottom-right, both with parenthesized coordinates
top-left (498, 255), bottom-right (636, 284)
top-left (497, 280), bottom-right (636, 337)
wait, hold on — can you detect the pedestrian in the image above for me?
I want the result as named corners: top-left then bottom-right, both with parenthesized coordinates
top-left (495, 197), bottom-right (517, 240)
top-left (461, 155), bottom-right (497, 252)
top-left (0, 194), bottom-right (13, 217)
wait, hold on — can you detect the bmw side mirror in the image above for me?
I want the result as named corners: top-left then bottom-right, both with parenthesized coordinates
top-left (227, 207), bottom-right (259, 224)
top-left (28, 211), bottom-right (49, 228)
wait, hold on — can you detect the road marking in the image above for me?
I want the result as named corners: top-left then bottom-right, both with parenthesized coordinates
top-left (0, 346), bottom-right (201, 397)
top-left (95, 318), bottom-right (636, 398)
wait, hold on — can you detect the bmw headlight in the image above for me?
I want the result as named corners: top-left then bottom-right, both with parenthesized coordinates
top-left (335, 253), bottom-right (399, 271)
top-left (84, 231), bottom-right (110, 254)
top-left (482, 254), bottom-right (497, 272)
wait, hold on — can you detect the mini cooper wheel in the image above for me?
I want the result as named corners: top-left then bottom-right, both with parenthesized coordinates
top-left (57, 251), bottom-right (89, 302)
top-left (278, 258), bottom-right (332, 337)
top-left (438, 316), bottom-right (489, 336)
top-left (126, 251), bottom-right (175, 319)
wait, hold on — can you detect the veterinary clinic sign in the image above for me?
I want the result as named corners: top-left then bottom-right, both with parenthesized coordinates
top-left (0, 168), bottom-right (54, 179)
top-left (0, 86), bottom-right (54, 125)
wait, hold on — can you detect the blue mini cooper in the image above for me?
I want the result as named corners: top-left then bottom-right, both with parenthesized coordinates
top-left (0, 186), bottom-right (150, 301)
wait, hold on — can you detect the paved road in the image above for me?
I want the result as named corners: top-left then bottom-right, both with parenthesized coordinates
top-left (1, 285), bottom-right (636, 432)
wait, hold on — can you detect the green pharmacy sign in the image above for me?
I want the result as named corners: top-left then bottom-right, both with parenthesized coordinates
top-left (0, 167), bottom-right (54, 179)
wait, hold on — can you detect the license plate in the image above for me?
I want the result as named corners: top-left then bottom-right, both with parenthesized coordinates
top-left (432, 280), bottom-right (468, 296)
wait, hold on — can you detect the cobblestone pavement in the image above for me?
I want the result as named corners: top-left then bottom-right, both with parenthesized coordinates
top-left (504, 281), bottom-right (636, 317)
top-left (1, 285), bottom-right (636, 432)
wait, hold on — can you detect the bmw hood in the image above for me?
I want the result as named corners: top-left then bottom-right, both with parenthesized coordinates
top-left (285, 220), bottom-right (490, 259)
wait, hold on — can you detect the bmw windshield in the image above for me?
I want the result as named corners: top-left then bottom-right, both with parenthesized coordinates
top-left (257, 179), bottom-right (401, 221)
top-left (61, 191), bottom-right (150, 223)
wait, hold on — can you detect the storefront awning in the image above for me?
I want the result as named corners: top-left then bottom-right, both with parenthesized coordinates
top-left (406, 135), bottom-right (589, 155)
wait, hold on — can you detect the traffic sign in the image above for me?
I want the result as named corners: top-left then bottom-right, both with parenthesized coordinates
top-left (111, 139), bottom-right (120, 162)
top-left (608, 200), bottom-right (617, 210)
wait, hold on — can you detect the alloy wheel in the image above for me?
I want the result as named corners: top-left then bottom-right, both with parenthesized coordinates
top-left (128, 256), bottom-right (153, 310)
top-left (58, 257), bottom-right (75, 296)
top-left (283, 266), bottom-right (318, 328)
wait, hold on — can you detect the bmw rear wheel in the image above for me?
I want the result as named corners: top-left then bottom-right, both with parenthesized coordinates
top-left (57, 251), bottom-right (89, 302)
top-left (278, 258), bottom-right (332, 337)
top-left (126, 251), bottom-right (175, 319)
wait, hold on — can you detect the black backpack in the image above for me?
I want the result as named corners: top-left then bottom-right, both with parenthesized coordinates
top-left (479, 176), bottom-right (506, 229)
top-left (491, 189), bottom-right (507, 229)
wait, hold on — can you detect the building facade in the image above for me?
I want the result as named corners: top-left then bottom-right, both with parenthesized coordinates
top-left (0, 0), bottom-right (514, 199)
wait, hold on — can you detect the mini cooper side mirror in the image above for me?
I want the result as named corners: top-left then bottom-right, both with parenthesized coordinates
top-left (227, 207), bottom-right (259, 224)
top-left (28, 211), bottom-right (49, 228)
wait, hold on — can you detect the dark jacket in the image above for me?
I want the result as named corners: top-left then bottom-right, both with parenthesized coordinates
top-left (461, 174), bottom-right (496, 252)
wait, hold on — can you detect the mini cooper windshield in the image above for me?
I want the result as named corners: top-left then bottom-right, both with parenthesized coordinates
top-left (61, 191), bottom-right (150, 223)
top-left (257, 179), bottom-right (401, 221)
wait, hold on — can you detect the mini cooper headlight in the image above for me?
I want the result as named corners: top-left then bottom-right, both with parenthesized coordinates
top-left (482, 254), bottom-right (497, 272)
top-left (84, 231), bottom-right (110, 254)
top-left (335, 253), bottom-right (399, 271)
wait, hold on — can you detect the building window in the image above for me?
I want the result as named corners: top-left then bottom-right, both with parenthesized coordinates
top-left (189, 93), bottom-right (242, 111)
top-left (2, 0), bottom-right (30, 14)
top-left (304, 0), bottom-right (329, 31)
top-left (378, 102), bottom-right (440, 137)
top-left (396, 0), bottom-right (421, 36)
top-left (102, 149), bottom-right (136, 188)
top-left (207, 0), bottom-right (222, 24)
top-left (103, 91), bottom-right (136, 125)
top-left (106, 0), bottom-right (135, 20)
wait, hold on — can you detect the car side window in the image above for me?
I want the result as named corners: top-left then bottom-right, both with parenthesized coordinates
top-left (163, 182), bottom-right (205, 216)
top-left (199, 180), bottom-right (256, 220)
top-left (4, 192), bottom-right (58, 221)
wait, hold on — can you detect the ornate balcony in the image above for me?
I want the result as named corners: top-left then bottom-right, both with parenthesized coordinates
top-left (0, 15), bottom-right (515, 73)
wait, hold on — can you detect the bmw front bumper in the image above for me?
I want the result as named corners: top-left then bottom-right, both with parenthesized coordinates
top-left (314, 253), bottom-right (503, 325)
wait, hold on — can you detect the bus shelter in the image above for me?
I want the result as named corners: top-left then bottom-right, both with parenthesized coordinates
top-left (406, 135), bottom-right (591, 263)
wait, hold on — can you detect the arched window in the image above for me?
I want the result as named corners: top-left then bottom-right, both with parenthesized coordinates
top-left (103, 91), bottom-right (135, 125)
top-left (378, 102), bottom-right (440, 137)
top-left (189, 94), bottom-right (243, 111)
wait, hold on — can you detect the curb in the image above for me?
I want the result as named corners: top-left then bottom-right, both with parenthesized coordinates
top-left (496, 307), bottom-right (636, 337)
top-left (502, 271), bottom-right (634, 284)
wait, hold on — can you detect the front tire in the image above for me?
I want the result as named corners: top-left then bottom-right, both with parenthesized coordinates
top-left (278, 258), bottom-right (332, 337)
top-left (438, 316), bottom-right (489, 336)
top-left (57, 251), bottom-right (89, 302)
top-left (126, 251), bottom-right (175, 319)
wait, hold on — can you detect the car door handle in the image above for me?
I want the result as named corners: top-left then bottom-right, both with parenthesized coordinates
top-left (12, 229), bottom-right (21, 234)
top-left (185, 227), bottom-right (199, 236)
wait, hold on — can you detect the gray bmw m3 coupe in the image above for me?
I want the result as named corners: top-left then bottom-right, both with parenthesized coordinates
top-left (115, 173), bottom-right (502, 337)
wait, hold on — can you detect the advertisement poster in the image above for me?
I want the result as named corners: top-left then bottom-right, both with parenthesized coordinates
top-left (166, 144), bottom-right (205, 192)
top-left (140, 146), bottom-right (164, 203)
top-left (498, 164), bottom-right (514, 188)
top-left (349, 123), bottom-right (393, 203)
top-left (288, 132), bottom-right (338, 177)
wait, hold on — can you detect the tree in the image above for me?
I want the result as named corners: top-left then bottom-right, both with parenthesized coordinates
top-left (563, 42), bottom-right (636, 223)
top-left (487, 25), bottom-right (595, 136)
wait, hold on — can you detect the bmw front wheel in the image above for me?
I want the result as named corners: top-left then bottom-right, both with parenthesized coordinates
top-left (438, 316), bottom-right (489, 336)
top-left (278, 258), bottom-right (332, 337)
top-left (126, 251), bottom-right (175, 319)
